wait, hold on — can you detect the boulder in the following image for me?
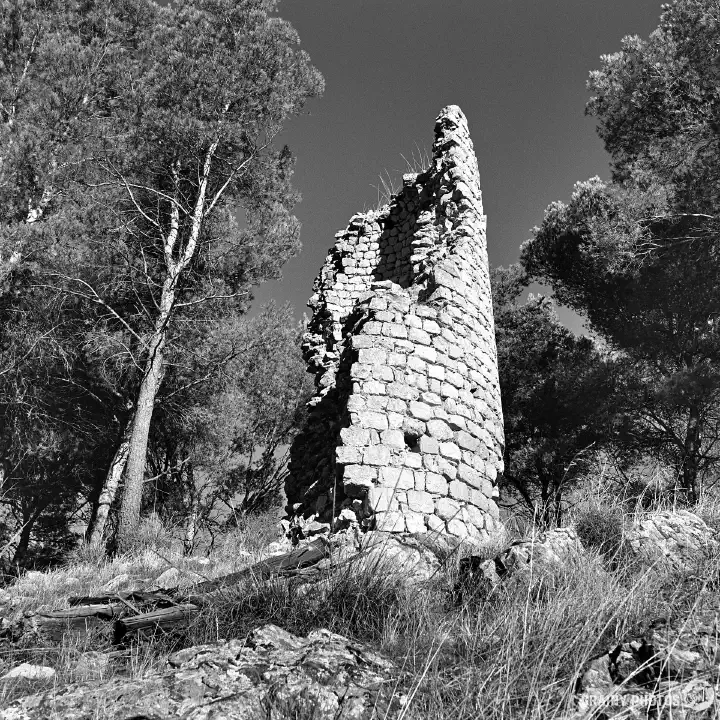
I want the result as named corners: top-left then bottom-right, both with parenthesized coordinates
top-left (625, 510), bottom-right (718, 569)
top-left (457, 527), bottom-right (586, 596)
top-left (152, 567), bottom-right (180, 589)
top-left (348, 532), bottom-right (444, 583)
top-left (73, 651), bottom-right (111, 680)
top-left (1, 663), bottom-right (55, 681)
top-left (306, 531), bottom-right (449, 586)
top-left (0, 624), bottom-right (405, 719)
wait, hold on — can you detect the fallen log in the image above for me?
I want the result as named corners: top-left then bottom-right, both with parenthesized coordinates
top-left (115, 539), bottom-right (332, 640)
top-left (114, 604), bottom-right (199, 643)
top-left (34, 604), bottom-right (124, 642)
top-left (189, 537), bottom-right (331, 595)
top-left (68, 590), bottom-right (176, 607)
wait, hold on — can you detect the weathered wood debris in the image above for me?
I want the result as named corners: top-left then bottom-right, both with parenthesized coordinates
top-left (8, 538), bottom-right (331, 645)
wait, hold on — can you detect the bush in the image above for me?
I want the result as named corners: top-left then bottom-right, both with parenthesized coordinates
top-left (573, 503), bottom-right (625, 559)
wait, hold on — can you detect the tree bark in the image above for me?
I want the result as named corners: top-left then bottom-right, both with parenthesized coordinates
top-left (681, 402), bottom-right (701, 504)
top-left (114, 280), bottom-right (174, 553)
top-left (86, 420), bottom-right (132, 547)
top-left (182, 463), bottom-right (198, 556)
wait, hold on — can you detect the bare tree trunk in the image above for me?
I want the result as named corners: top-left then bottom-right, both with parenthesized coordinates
top-left (11, 502), bottom-right (46, 568)
top-left (183, 464), bottom-right (198, 556)
top-left (113, 144), bottom-right (216, 554)
top-left (86, 420), bottom-right (132, 546)
top-left (681, 402), bottom-right (701, 504)
top-left (12, 519), bottom-right (34, 568)
top-left (114, 281), bottom-right (174, 553)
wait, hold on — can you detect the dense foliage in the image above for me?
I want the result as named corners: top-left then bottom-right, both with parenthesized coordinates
top-left (0, 0), bottom-right (322, 564)
top-left (520, 0), bottom-right (720, 502)
top-left (492, 266), bottom-right (617, 525)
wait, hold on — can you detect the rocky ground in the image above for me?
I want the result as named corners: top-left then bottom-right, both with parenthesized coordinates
top-left (0, 510), bottom-right (718, 719)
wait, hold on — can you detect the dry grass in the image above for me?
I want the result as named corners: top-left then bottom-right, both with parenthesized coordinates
top-left (0, 497), bottom-right (718, 717)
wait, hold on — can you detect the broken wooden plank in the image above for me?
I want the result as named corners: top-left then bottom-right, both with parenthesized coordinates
top-left (38, 604), bottom-right (120, 620)
top-left (33, 605), bottom-right (123, 643)
top-left (114, 604), bottom-right (199, 642)
top-left (68, 590), bottom-right (176, 607)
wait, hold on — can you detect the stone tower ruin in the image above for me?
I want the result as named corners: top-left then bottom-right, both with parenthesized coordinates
top-left (285, 105), bottom-right (504, 542)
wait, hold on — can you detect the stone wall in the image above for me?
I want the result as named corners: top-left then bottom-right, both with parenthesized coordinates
top-left (285, 105), bottom-right (504, 542)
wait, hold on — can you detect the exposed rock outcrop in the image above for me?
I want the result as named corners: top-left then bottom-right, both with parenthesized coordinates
top-left (456, 527), bottom-right (586, 595)
top-left (572, 597), bottom-right (720, 719)
top-left (624, 510), bottom-right (718, 570)
top-left (0, 624), bottom-right (406, 720)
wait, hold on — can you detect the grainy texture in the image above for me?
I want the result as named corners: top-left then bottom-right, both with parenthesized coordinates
top-left (286, 106), bottom-right (504, 542)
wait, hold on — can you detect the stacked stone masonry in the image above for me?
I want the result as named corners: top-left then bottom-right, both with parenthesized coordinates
top-left (286, 105), bottom-right (504, 542)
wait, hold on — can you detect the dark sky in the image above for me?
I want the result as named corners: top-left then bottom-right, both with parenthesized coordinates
top-left (252, 0), bottom-right (664, 328)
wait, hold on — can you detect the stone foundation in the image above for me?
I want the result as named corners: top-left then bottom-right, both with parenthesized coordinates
top-left (285, 105), bottom-right (504, 542)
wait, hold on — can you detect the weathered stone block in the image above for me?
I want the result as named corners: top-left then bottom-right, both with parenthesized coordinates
top-left (375, 511), bottom-right (405, 533)
top-left (344, 465), bottom-right (377, 497)
top-left (381, 429), bottom-right (405, 448)
top-left (437, 457), bottom-right (457, 480)
top-left (408, 327), bottom-right (431, 345)
top-left (388, 383), bottom-right (419, 401)
top-left (435, 497), bottom-right (461, 521)
top-left (448, 480), bottom-right (470, 502)
top-left (364, 380), bottom-right (386, 395)
top-left (403, 453), bottom-right (423, 469)
top-left (407, 490), bottom-right (434, 514)
top-left (456, 430), bottom-right (481, 452)
top-left (418, 435), bottom-right (439, 454)
top-left (426, 419), bottom-right (453, 441)
top-left (336, 446), bottom-right (363, 465)
top-left (409, 401), bottom-right (433, 421)
top-left (447, 518), bottom-right (469, 538)
top-left (358, 348), bottom-right (387, 365)
top-left (366, 486), bottom-right (398, 513)
top-left (439, 441), bottom-right (462, 461)
top-left (407, 355), bottom-right (427, 373)
top-left (405, 512), bottom-right (426, 534)
top-left (425, 472), bottom-right (449, 495)
top-left (379, 466), bottom-right (401, 486)
top-left (457, 462), bottom-right (482, 489)
top-left (340, 427), bottom-right (371, 446)
top-left (356, 411), bottom-right (389, 431)
top-left (363, 445), bottom-right (392, 466)
top-left (414, 345), bottom-right (437, 363)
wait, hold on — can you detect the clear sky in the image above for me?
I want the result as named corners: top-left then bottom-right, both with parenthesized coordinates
top-left (252, 0), bottom-right (664, 328)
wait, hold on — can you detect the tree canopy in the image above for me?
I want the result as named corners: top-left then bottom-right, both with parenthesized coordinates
top-left (521, 0), bottom-right (720, 502)
top-left (0, 0), bottom-right (323, 561)
top-left (492, 266), bottom-right (617, 526)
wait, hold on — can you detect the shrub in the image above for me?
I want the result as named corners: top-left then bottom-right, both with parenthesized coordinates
top-left (574, 503), bottom-right (625, 559)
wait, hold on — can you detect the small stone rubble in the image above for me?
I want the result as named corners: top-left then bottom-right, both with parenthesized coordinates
top-left (456, 527), bottom-right (586, 597)
top-left (286, 105), bottom-right (504, 542)
top-left (0, 624), bottom-right (406, 720)
top-left (572, 598), bottom-right (720, 719)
